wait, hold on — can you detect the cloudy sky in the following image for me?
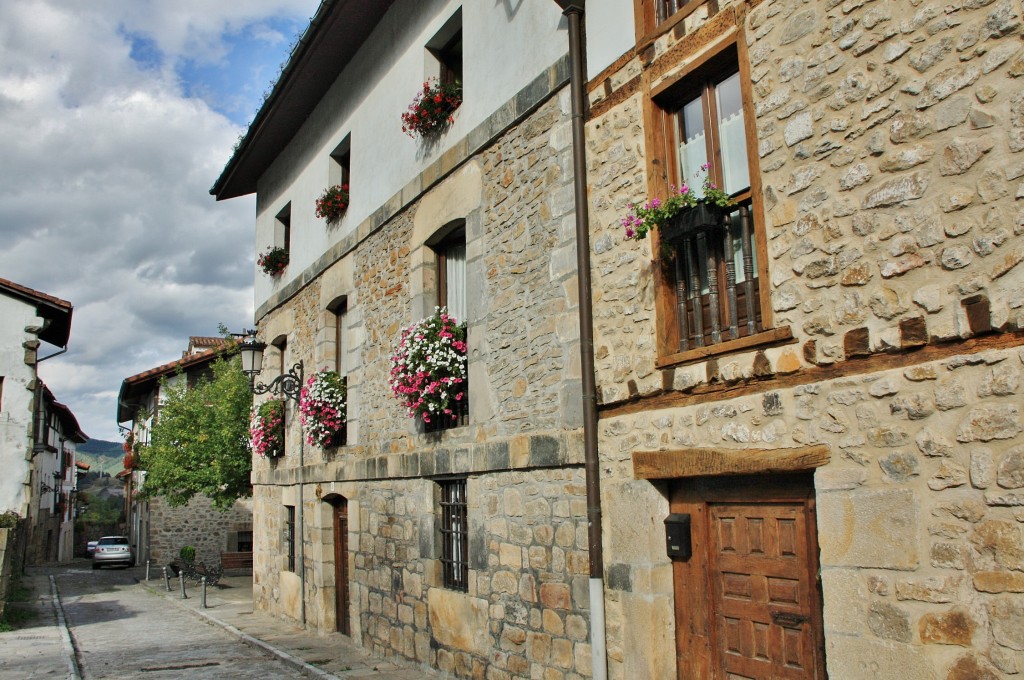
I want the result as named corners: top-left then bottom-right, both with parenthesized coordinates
top-left (0, 0), bottom-right (320, 442)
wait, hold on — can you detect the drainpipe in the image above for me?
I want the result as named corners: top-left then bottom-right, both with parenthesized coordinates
top-left (554, 2), bottom-right (607, 679)
top-left (298, 432), bottom-right (306, 626)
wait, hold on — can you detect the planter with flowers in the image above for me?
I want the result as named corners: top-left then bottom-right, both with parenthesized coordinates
top-left (299, 369), bottom-right (347, 448)
top-left (258, 246), bottom-right (289, 277)
top-left (621, 164), bottom-right (735, 246)
top-left (250, 399), bottom-right (285, 458)
top-left (401, 78), bottom-right (462, 139)
top-left (389, 307), bottom-right (467, 426)
top-left (315, 184), bottom-right (350, 224)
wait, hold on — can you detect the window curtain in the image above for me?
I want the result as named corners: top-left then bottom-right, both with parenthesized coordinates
top-left (445, 242), bottom-right (467, 323)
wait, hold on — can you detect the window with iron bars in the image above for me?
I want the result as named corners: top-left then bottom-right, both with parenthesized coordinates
top-left (285, 505), bottom-right (296, 572)
top-left (439, 478), bottom-right (468, 592)
top-left (663, 53), bottom-right (764, 351)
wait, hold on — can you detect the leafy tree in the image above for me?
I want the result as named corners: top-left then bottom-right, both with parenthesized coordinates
top-left (139, 355), bottom-right (253, 510)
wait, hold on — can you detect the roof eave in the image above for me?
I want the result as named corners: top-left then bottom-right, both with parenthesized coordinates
top-left (211, 0), bottom-right (395, 200)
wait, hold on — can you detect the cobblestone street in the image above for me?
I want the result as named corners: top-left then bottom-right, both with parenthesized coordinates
top-left (0, 562), bottom-right (440, 679)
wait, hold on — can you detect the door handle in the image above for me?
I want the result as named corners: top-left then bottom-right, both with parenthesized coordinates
top-left (771, 610), bottom-right (808, 628)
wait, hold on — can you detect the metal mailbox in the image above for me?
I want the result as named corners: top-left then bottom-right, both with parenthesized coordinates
top-left (664, 513), bottom-right (692, 560)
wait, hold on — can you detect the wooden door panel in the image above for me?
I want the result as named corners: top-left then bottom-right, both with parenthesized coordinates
top-left (672, 474), bottom-right (825, 680)
top-left (333, 501), bottom-right (350, 635)
top-left (711, 502), bottom-right (818, 679)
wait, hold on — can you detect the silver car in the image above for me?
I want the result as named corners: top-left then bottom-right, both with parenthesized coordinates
top-left (92, 535), bottom-right (132, 569)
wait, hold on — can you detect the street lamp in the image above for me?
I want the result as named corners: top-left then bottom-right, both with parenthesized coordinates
top-left (238, 329), bottom-right (304, 401)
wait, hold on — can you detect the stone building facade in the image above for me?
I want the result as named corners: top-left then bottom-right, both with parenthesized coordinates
top-left (216, 2), bottom-right (593, 678)
top-left (583, 0), bottom-right (1024, 678)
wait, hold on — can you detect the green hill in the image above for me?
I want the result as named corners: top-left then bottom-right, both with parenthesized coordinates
top-left (78, 439), bottom-right (124, 458)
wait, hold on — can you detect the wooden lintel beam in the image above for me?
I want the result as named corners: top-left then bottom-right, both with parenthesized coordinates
top-left (632, 444), bottom-right (831, 480)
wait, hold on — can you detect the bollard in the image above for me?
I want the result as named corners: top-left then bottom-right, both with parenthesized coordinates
top-left (201, 576), bottom-right (207, 609)
top-left (163, 566), bottom-right (172, 592)
top-left (146, 559), bottom-right (151, 581)
top-left (179, 571), bottom-right (187, 599)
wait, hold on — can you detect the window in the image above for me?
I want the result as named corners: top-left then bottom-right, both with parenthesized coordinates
top-left (428, 10), bottom-right (463, 87)
top-left (271, 336), bottom-right (287, 377)
top-left (285, 506), bottom-right (296, 572)
top-left (276, 203), bottom-right (292, 256)
top-left (654, 46), bottom-right (766, 357)
top-left (329, 137), bottom-right (350, 189)
top-left (236, 530), bottom-right (253, 552)
top-left (328, 297), bottom-right (348, 447)
top-left (0, 376), bottom-right (4, 411)
top-left (638, 0), bottom-right (704, 35)
top-left (439, 478), bottom-right (468, 592)
top-left (428, 224), bottom-right (468, 432)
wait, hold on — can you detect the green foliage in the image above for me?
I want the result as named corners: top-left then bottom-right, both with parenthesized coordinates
top-left (179, 545), bottom-right (196, 562)
top-left (79, 496), bottom-right (123, 524)
top-left (0, 512), bottom-right (19, 529)
top-left (140, 355), bottom-right (253, 510)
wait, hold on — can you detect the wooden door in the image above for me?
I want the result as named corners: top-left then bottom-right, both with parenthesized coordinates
top-left (672, 475), bottom-right (825, 679)
top-left (332, 500), bottom-right (350, 635)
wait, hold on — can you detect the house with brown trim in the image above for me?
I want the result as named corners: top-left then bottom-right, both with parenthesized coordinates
top-left (117, 337), bottom-right (253, 568)
top-left (584, 0), bottom-right (1024, 678)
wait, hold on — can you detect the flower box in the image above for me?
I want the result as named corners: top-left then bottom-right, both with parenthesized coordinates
top-left (257, 247), bottom-right (288, 277)
top-left (315, 184), bottom-right (349, 224)
top-left (659, 202), bottom-right (726, 243)
top-left (401, 79), bottom-right (462, 140)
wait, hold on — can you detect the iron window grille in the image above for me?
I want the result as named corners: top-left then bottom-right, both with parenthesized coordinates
top-left (439, 478), bottom-right (468, 592)
top-left (285, 505), bottom-right (296, 572)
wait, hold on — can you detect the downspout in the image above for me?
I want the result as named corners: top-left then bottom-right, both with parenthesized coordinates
top-left (554, 2), bottom-right (607, 679)
top-left (298, 429), bottom-right (306, 626)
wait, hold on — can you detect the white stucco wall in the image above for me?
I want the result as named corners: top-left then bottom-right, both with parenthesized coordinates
top-left (0, 295), bottom-right (41, 515)
top-left (584, 0), bottom-right (636, 79)
top-left (253, 0), bottom-right (569, 309)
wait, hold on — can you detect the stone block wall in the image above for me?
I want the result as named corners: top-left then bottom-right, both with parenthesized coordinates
top-left (148, 495), bottom-right (253, 567)
top-left (348, 468), bottom-right (591, 680)
top-left (586, 0), bottom-right (1024, 405)
top-left (248, 69), bottom-right (592, 678)
top-left (598, 348), bottom-right (1024, 678)
top-left (583, 0), bottom-right (1024, 678)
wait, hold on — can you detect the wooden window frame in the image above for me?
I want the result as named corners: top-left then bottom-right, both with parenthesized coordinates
top-left (438, 478), bottom-right (469, 592)
top-left (327, 297), bottom-right (348, 448)
top-left (275, 203), bottom-right (292, 256)
top-left (645, 38), bottom-right (780, 368)
top-left (428, 9), bottom-right (463, 87)
top-left (426, 223), bottom-right (469, 433)
top-left (634, 0), bottom-right (707, 47)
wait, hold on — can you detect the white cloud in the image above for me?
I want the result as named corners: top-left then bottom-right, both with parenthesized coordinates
top-left (0, 0), bottom-right (318, 441)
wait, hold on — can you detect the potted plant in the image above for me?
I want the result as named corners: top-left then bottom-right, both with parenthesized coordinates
top-left (257, 246), bottom-right (289, 277)
top-left (621, 164), bottom-right (735, 244)
top-left (299, 369), bottom-right (347, 447)
top-left (401, 78), bottom-right (462, 139)
top-left (250, 399), bottom-right (285, 457)
top-left (389, 307), bottom-right (467, 425)
top-left (315, 184), bottom-right (350, 224)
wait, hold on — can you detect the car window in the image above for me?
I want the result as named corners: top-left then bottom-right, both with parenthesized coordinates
top-left (98, 537), bottom-right (127, 545)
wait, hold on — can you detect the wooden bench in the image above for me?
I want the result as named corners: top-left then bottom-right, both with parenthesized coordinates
top-left (220, 551), bottom-right (253, 571)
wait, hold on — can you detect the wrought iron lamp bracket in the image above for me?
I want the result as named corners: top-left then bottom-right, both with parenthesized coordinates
top-left (250, 361), bottom-right (304, 403)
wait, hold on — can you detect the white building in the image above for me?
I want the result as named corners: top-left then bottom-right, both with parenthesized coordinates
top-left (0, 277), bottom-right (85, 564)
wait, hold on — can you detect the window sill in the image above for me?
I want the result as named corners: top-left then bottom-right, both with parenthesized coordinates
top-left (655, 326), bottom-right (794, 370)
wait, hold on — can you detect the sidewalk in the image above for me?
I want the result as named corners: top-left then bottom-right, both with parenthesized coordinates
top-left (137, 570), bottom-right (443, 679)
